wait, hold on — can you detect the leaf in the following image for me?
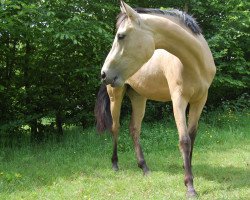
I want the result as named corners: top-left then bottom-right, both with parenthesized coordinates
top-left (0, 85), bottom-right (5, 92)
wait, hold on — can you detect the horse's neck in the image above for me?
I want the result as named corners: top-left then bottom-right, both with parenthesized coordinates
top-left (142, 14), bottom-right (207, 69)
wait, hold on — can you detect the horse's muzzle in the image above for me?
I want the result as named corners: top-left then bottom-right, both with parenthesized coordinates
top-left (101, 71), bottom-right (118, 87)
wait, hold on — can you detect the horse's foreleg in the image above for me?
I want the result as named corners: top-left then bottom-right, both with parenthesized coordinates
top-left (172, 93), bottom-right (197, 197)
top-left (188, 93), bottom-right (207, 165)
top-left (127, 88), bottom-right (149, 175)
top-left (107, 85), bottom-right (126, 171)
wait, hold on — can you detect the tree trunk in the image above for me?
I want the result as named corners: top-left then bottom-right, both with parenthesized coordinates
top-left (2, 34), bottom-right (18, 140)
top-left (56, 111), bottom-right (63, 138)
top-left (23, 41), bottom-right (40, 142)
top-left (30, 119), bottom-right (39, 142)
top-left (184, 0), bottom-right (190, 13)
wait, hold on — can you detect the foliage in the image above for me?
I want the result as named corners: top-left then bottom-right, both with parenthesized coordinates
top-left (0, 0), bottom-right (249, 139)
top-left (191, 0), bottom-right (250, 102)
top-left (0, 0), bottom-right (115, 139)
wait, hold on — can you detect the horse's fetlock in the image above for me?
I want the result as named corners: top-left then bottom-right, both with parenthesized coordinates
top-left (111, 156), bottom-right (118, 163)
top-left (138, 160), bottom-right (146, 169)
top-left (184, 175), bottom-right (193, 186)
top-left (129, 125), bottom-right (140, 135)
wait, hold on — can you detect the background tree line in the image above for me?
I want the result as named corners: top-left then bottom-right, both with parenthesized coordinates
top-left (0, 0), bottom-right (249, 143)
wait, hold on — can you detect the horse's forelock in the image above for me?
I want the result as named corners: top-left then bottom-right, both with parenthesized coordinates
top-left (116, 12), bottom-right (128, 30)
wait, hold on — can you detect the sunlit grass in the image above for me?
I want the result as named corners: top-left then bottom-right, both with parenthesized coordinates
top-left (0, 109), bottom-right (249, 199)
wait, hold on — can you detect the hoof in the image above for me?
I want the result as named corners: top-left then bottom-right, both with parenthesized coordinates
top-left (143, 170), bottom-right (151, 176)
top-left (139, 163), bottom-right (150, 176)
top-left (142, 166), bottom-right (150, 176)
top-left (186, 189), bottom-right (197, 198)
top-left (112, 164), bottom-right (119, 171)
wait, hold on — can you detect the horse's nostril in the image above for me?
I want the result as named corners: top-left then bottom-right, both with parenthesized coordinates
top-left (101, 72), bottom-right (106, 79)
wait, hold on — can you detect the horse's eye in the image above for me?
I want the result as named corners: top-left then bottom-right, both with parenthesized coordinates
top-left (117, 33), bottom-right (126, 40)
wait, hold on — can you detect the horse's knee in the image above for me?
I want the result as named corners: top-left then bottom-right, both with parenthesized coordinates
top-left (112, 123), bottom-right (120, 134)
top-left (188, 125), bottom-right (197, 139)
top-left (179, 135), bottom-right (191, 145)
top-left (179, 135), bottom-right (191, 152)
top-left (138, 159), bottom-right (146, 168)
top-left (188, 125), bottom-right (197, 135)
top-left (129, 123), bottom-right (141, 135)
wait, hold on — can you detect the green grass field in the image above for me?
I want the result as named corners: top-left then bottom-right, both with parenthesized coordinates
top-left (0, 108), bottom-right (249, 200)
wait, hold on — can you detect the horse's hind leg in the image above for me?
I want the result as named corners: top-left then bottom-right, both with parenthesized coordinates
top-left (171, 93), bottom-right (197, 197)
top-left (127, 88), bottom-right (149, 175)
top-left (188, 93), bottom-right (208, 165)
top-left (107, 85), bottom-right (126, 171)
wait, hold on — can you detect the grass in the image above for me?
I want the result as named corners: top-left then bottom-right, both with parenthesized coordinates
top-left (0, 108), bottom-right (249, 200)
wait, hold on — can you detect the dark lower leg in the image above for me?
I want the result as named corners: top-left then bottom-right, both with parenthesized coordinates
top-left (129, 120), bottom-right (149, 175)
top-left (180, 135), bottom-right (197, 197)
top-left (137, 144), bottom-right (149, 174)
top-left (111, 137), bottom-right (119, 171)
top-left (189, 132), bottom-right (196, 166)
top-left (133, 138), bottom-right (149, 175)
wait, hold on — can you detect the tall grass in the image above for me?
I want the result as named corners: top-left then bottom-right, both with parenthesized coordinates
top-left (0, 108), bottom-right (249, 199)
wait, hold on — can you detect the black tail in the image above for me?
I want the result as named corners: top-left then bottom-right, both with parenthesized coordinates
top-left (94, 84), bottom-right (112, 133)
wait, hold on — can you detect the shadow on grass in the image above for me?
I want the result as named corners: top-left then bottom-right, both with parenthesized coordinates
top-left (146, 159), bottom-right (250, 190)
top-left (195, 164), bottom-right (249, 188)
top-left (96, 147), bottom-right (250, 191)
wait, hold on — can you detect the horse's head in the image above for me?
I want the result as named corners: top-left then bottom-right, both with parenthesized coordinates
top-left (101, 1), bottom-right (155, 87)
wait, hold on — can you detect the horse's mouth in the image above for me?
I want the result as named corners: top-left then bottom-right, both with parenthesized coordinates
top-left (101, 69), bottom-right (125, 87)
top-left (107, 77), bottom-right (124, 87)
top-left (101, 75), bottom-right (120, 87)
top-left (101, 76), bottom-right (115, 85)
top-left (110, 76), bottom-right (118, 87)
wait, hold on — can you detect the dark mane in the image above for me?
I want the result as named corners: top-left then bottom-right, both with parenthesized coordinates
top-left (116, 8), bottom-right (202, 35)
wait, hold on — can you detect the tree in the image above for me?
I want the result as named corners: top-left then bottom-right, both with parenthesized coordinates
top-left (0, 0), bottom-right (249, 143)
top-left (191, 0), bottom-right (249, 103)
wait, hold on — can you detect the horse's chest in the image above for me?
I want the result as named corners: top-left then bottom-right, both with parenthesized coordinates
top-left (126, 71), bottom-right (171, 102)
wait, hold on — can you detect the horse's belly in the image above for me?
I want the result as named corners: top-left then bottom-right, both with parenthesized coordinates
top-left (126, 73), bottom-right (171, 102)
top-left (134, 85), bottom-right (171, 102)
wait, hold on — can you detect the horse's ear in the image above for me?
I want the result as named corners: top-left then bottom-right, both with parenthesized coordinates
top-left (120, 1), bottom-right (139, 21)
top-left (120, 1), bottom-right (126, 13)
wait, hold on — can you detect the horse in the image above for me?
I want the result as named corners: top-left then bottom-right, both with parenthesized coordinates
top-left (95, 1), bottom-right (216, 197)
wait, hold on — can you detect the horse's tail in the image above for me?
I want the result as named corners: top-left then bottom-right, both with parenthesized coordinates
top-left (94, 84), bottom-right (112, 133)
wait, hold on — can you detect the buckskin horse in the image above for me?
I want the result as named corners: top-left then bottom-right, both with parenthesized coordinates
top-left (95, 1), bottom-right (216, 197)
